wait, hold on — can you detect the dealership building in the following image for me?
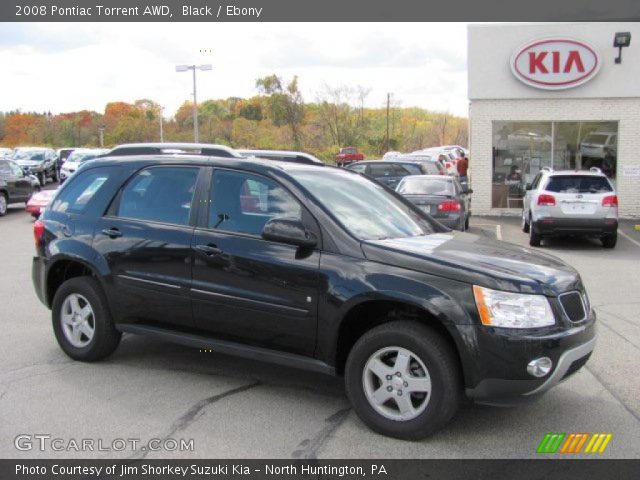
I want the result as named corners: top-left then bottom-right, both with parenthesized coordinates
top-left (468, 23), bottom-right (640, 218)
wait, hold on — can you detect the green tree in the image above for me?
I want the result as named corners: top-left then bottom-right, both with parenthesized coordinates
top-left (256, 74), bottom-right (304, 149)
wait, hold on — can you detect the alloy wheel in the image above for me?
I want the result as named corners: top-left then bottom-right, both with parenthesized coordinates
top-left (362, 346), bottom-right (432, 421)
top-left (60, 293), bottom-right (95, 348)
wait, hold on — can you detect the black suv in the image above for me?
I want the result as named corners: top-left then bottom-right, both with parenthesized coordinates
top-left (32, 152), bottom-right (596, 439)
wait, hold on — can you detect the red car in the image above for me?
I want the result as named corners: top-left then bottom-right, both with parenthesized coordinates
top-left (26, 189), bottom-right (56, 218)
top-left (336, 146), bottom-right (364, 166)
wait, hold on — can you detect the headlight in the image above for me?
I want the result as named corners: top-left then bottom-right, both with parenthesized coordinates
top-left (473, 285), bottom-right (555, 328)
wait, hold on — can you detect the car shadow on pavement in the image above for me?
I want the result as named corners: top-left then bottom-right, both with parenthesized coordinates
top-left (539, 236), bottom-right (606, 251)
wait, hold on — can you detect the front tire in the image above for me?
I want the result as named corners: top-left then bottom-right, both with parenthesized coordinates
top-left (345, 321), bottom-right (461, 440)
top-left (52, 277), bottom-right (121, 361)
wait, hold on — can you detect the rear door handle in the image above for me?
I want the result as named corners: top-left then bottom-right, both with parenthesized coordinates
top-left (101, 228), bottom-right (123, 238)
top-left (195, 244), bottom-right (222, 256)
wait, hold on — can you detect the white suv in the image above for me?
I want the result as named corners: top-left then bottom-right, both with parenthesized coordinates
top-left (521, 168), bottom-right (618, 248)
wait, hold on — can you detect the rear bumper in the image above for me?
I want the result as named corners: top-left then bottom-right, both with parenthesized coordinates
top-left (32, 256), bottom-right (49, 307)
top-left (533, 218), bottom-right (617, 237)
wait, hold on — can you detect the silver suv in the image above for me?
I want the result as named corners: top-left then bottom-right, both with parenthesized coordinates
top-left (521, 167), bottom-right (618, 248)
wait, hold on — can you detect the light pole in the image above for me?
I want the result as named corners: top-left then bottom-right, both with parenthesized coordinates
top-left (98, 125), bottom-right (106, 148)
top-left (175, 64), bottom-right (212, 143)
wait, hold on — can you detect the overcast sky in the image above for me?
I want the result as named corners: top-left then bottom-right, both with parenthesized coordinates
top-left (0, 23), bottom-right (469, 117)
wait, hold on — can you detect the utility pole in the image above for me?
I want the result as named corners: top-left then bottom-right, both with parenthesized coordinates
top-left (385, 92), bottom-right (391, 152)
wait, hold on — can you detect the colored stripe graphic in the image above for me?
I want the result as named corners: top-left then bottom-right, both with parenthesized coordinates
top-left (538, 433), bottom-right (612, 454)
top-left (560, 433), bottom-right (589, 453)
top-left (584, 433), bottom-right (613, 453)
top-left (537, 433), bottom-right (566, 453)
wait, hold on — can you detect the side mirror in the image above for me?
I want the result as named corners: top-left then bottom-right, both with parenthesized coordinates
top-left (262, 218), bottom-right (318, 248)
top-left (525, 183), bottom-right (532, 191)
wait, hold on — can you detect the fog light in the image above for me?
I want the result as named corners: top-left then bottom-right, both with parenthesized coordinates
top-left (527, 357), bottom-right (553, 378)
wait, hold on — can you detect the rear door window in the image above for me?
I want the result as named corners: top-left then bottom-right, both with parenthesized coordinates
top-left (117, 167), bottom-right (199, 225)
top-left (544, 176), bottom-right (613, 194)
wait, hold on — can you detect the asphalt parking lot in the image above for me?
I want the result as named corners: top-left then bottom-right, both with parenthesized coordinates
top-left (1, 195), bottom-right (639, 459)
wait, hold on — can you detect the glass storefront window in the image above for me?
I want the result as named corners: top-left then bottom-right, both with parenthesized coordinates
top-left (491, 121), bottom-right (618, 208)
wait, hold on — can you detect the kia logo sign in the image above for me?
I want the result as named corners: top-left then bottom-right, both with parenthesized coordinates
top-left (511, 38), bottom-right (601, 90)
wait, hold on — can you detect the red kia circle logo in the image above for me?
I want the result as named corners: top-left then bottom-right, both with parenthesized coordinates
top-left (511, 38), bottom-right (601, 90)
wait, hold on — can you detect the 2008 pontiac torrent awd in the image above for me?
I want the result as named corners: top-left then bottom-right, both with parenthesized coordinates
top-left (32, 150), bottom-right (596, 439)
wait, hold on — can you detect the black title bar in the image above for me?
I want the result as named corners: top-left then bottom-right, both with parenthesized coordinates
top-left (2, 0), bottom-right (640, 22)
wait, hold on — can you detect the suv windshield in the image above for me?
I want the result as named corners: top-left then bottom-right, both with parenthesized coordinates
top-left (14, 150), bottom-right (45, 161)
top-left (292, 169), bottom-right (434, 240)
top-left (545, 175), bottom-right (613, 194)
top-left (398, 177), bottom-right (453, 196)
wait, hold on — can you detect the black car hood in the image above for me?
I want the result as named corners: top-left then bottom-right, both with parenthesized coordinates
top-left (362, 232), bottom-right (581, 296)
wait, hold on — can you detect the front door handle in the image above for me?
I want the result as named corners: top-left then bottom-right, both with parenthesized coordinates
top-left (195, 244), bottom-right (223, 256)
top-left (101, 228), bottom-right (122, 238)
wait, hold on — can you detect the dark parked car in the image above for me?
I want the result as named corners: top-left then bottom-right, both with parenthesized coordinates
top-left (0, 159), bottom-right (38, 216)
top-left (396, 175), bottom-right (472, 231)
top-left (346, 158), bottom-right (445, 189)
top-left (33, 153), bottom-right (595, 439)
top-left (12, 147), bottom-right (58, 186)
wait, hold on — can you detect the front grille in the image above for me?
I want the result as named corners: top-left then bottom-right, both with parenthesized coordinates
top-left (562, 353), bottom-right (592, 380)
top-left (559, 291), bottom-right (587, 322)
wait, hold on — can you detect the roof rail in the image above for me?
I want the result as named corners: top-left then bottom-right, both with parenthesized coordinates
top-left (540, 166), bottom-right (553, 172)
top-left (99, 143), bottom-right (241, 159)
top-left (589, 166), bottom-right (603, 174)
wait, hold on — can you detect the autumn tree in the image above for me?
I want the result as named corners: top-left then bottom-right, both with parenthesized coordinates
top-left (256, 74), bottom-right (304, 149)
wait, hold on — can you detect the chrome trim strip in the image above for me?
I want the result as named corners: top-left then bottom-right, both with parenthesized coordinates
top-left (118, 275), bottom-right (181, 290)
top-left (524, 336), bottom-right (596, 396)
top-left (190, 288), bottom-right (308, 315)
top-left (558, 290), bottom-right (588, 323)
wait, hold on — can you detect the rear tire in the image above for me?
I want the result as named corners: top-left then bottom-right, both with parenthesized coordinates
top-left (602, 232), bottom-right (617, 249)
top-left (345, 321), bottom-right (461, 440)
top-left (529, 217), bottom-right (541, 246)
top-left (464, 215), bottom-right (470, 231)
top-left (52, 277), bottom-right (121, 361)
top-left (521, 209), bottom-right (530, 233)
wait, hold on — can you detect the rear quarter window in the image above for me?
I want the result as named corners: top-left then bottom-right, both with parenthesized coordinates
top-left (51, 168), bottom-right (112, 214)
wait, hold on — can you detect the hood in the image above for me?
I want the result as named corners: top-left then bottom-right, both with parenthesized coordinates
top-left (362, 232), bottom-right (581, 296)
top-left (16, 160), bottom-right (42, 167)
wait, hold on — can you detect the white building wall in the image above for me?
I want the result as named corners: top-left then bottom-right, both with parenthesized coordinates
top-left (469, 98), bottom-right (640, 218)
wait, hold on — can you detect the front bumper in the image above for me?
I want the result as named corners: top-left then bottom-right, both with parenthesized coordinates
top-left (462, 310), bottom-right (596, 406)
top-left (533, 218), bottom-right (617, 237)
